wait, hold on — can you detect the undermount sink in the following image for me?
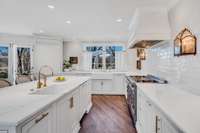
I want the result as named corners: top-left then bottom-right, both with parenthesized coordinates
top-left (29, 86), bottom-right (66, 95)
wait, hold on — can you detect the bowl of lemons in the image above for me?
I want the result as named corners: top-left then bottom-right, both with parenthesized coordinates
top-left (55, 76), bottom-right (66, 82)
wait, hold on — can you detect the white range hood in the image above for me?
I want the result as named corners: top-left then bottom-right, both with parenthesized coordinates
top-left (128, 7), bottom-right (171, 48)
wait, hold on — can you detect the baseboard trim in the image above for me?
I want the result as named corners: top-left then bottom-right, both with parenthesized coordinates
top-left (92, 94), bottom-right (126, 96)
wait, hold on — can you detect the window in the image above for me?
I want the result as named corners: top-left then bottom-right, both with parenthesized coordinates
top-left (86, 45), bottom-right (123, 70)
top-left (14, 45), bottom-right (33, 84)
top-left (0, 45), bottom-right (9, 79)
top-left (106, 46), bottom-right (115, 69)
top-left (16, 47), bottom-right (32, 75)
top-left (91, 46), bottom-right (103, 69)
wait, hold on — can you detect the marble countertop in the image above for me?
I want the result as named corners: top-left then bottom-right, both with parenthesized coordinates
top-left (126, 72), bottom-right (200, 133)
top-left (137, 83), bottom-right (200, 133)
top-left (0, 76), bottom-right (90, 126)
top-left (61, 70), bottom-right (131, 74)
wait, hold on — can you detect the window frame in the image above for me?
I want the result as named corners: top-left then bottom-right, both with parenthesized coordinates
top-left (86, 44), bottom-right (124, 71)
top-left (13, 44), bottom-right (34, 83)
top-left (0, 43), bottom-right (11, 81)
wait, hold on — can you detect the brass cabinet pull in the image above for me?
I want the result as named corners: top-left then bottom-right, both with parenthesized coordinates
top-left (155, 115), bottom-right (161, 133)
top-left (35, 112), bottom-right (49, 124)
top-left (70, 97), bottom-right (74, 108)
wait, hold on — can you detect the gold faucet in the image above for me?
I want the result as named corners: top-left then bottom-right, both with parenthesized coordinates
top-left (37, 65), bottom-right (54, 89)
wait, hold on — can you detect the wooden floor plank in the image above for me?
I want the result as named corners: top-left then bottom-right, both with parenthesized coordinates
top-left (79, 95), bottom-right (137, 133)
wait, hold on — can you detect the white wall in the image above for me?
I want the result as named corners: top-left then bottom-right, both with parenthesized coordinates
top-left (63, 41), bottom-right (134, 71)
top-left (0, 34), bottom-right (63, 81)
top-left (34, 37), bottom-right (63, 73)
top-left (63, 41), bottom-right (82, 70)
top-left (142, 0), bottom-right (200, 95)
top-left (126, 49), bottom-right (137, 72)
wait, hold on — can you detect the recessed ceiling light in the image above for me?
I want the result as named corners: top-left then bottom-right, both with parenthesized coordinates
top-left (48, 5), bottom-right (55, 9)
top-left (39, 30), bottom-right (44, 33)
top-left (65, 20), bottom-right (71, 24)
top-left (116, 18), bottom-right (122, 23)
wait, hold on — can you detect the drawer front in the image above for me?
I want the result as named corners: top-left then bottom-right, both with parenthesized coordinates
top-left (0, 131), bottom-right (8, 133)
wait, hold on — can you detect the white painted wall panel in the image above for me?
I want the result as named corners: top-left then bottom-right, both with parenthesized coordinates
top-left (34, 40), bottom-right (63, 74)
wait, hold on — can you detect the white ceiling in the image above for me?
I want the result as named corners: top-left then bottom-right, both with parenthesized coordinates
top-left (0, 0), bottom-right (175, 41)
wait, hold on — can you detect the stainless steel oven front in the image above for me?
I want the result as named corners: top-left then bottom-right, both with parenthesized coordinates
top-left (127, 79), bottom-right (137, 126)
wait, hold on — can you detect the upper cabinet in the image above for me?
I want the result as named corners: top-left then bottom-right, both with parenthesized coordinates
top-left (128, 7), bottom-right (171, 49)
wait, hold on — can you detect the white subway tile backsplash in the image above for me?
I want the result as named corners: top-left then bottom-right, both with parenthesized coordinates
top-left (144, 41), bottom-right (200, 95)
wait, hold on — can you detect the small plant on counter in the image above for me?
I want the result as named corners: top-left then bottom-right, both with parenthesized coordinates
top-left (63, 58), bottom-right (72, 71)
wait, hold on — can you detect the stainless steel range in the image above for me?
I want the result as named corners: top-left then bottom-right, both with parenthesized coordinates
top-left (126, 75), bottom-right (168, 126)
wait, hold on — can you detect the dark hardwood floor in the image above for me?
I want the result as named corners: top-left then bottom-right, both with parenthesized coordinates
top-left (79, 95), bottom-right (137, 133)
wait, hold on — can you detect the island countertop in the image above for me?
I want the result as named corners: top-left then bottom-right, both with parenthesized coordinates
top-left (0, 76), bottom-right (91, 126)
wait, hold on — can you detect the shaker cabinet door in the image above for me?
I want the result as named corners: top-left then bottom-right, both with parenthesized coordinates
top-left (57, 89), bottom-right (80, 133)
top-left (22, 109), bottom-right (52, 133)
top-left (159, 115), bottom-right (180, 133)
top-left (57, 96), bottom-right (71, 133)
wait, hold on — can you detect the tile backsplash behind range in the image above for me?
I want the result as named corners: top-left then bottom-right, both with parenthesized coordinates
top-left (143, 40), bottom-right (200, 95)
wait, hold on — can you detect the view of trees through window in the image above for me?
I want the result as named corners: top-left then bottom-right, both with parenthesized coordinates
top-left (87, 45), bottom-right (123, 70)
top-left (106, 46), bottom-right (115, 69)
top-left (91, 46), bottom-right (103, 69)
top-left (17, 48), bottom-right (31, 75)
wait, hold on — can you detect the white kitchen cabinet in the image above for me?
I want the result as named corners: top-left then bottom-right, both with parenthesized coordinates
top-left (158, 114), bottom-right (181, 133)
top-left (0, 131), bottom-right (8, 133)
top-left (79, 80), bottom-right (92, 118)
top-left (137, 89), bottom-right (181, 133)
top-left (57, 88), bottom-right (80, 133)
top-left (137, 91), bottom-right (156, 133)
top-left (92, 79), bottom-right (112, 94)
top-left (21, 106), bottom-right (54, 133)
top-left (91, 73), bottom-right (127, 95)
top-left (113, 74), bottom-right (125, 94)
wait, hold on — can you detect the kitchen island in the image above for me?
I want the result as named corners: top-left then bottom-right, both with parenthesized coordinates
top-left (0, 76), bottom-right (92, 133)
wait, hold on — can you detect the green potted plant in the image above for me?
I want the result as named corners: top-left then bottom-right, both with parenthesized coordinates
top-left (63, 58), bottom-right (72, 72)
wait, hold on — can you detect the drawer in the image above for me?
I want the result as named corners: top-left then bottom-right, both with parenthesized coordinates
top-left (92, 74), bottom-right (113, 79)
top-left (0, 130), bottom-right (8, 133)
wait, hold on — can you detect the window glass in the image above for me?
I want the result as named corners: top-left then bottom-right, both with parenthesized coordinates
top-left (86, 45), bottom-right (123, 70)
top-left (91, 46), bottom-right (103, 69)
top-left (106, 46), bottom-right (115, 69)
top-left (0, 46), bottom-right (9, 78)
top-left (17, 47), bottom-right (31, 75)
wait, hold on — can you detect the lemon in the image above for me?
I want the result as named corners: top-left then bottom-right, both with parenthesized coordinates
top-left (56, 76), bottom-right (65, 81)
top-left (60, 77), bottom-right (65, 81)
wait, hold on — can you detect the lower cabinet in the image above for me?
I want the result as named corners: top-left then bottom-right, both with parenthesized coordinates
top-left (57, 88), bottom-right (80, 133)
top-left (137, 91), bottom-right (156, 133)
top-left (158, 114), bottom-right (181, 133)
top-left (79, 80), bottom-right (92, 118)
top-left (56, 81), bottom-right (91, 133)
top-left (91, 73), bottom-right (125, 95)
top-left (21, 105), bottom-right (56, 133)
top-left (92, 79), bottom-right (113, 94)
top-left (113, 74), bottom-right (125, 94)
top-left (137, 89), bottom-right (181, 133)
top-left (17, 80), bottom-right (92, 133)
